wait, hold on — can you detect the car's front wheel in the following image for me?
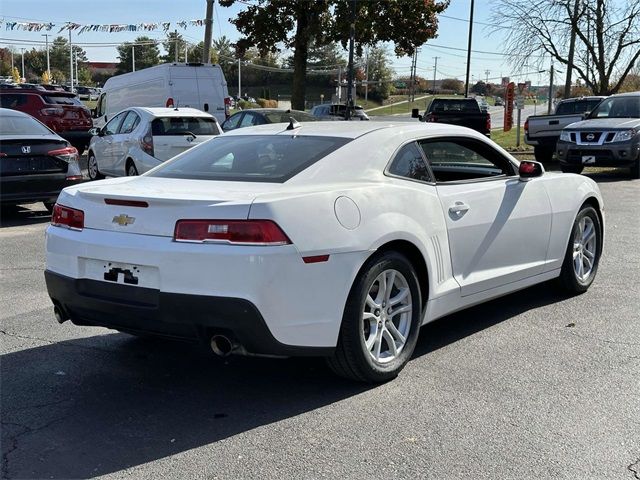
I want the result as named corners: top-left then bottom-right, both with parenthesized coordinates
top-left (561, 165), bottom-right (584, 174)
top-left (557, 205), bottom-right (602, 293)
top-left (87, 152), bottom-right (104, 180)
top-left (327, 251), bottom-right (422, 382)
top-left (630, 157), bottom-right (640, 179)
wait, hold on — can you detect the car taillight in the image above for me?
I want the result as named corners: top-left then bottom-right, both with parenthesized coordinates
top-left (486, 113), bottom-right (491, 132)
top-left (174, 220), bottom-right (291, 245)
top-left (224, 97), bottom-right (232, 118)
top-left (166, 97), bottom-right (174, 108)
top-left (40, 107), bottom-right (64, 116)
top-left (141, 126), bottom-right (154, 157)
top-left (51, 204), bottom-right (84, 230)
top-left (524, 118), bottom-right (529, 134)
top-left (48, 146), bottom-right (82, 180)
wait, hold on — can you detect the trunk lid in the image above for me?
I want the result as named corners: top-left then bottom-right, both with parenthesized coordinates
top-left (59, 176), bottom-right (281, 237)
top-left (0, 137), bottom-right (69, 176)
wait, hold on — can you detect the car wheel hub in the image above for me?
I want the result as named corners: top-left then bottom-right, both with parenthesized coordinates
top-left (573, 216), bottom-right (597, 282)
top-left (361, 269), bottom-right (412, 364)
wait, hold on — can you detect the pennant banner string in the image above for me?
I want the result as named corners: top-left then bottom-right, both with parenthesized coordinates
top-left (0, 19), bottom-right (207, 34)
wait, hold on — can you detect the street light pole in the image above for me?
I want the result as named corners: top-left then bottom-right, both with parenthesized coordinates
top-left (42, 34), bottom-right (50, 78)
top-left (464, 0), bottom-right (475, 97)
top-left (69, 30), bottom-right (74, 91)
top-left (20, 48), bottom-right (25, 82)
top-left (132, 45), bottom-right (136, 72)
top-left (345, 0), bottom-right (356, 120)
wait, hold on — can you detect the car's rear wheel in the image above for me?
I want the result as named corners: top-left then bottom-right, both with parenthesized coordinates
top-left (534, 146), bottom-right (554, 163)
top-left (557, 205), bottom-right (602, 294)
top-left (87, 152), bottom-right (104, 180)
top-left (561, 165), bottom-right (584, 174)
top-left (126, 160), bottom-right (139, 176)
top-left (327, 251), bottom-right (422, 383)
top-left (630, 157), bottom-right (640, 179)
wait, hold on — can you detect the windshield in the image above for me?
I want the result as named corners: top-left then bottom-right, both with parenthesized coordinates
top-left (556, 99), bottom-right (603, 115)
top-left (149, 135), bottom-right (350, 183)
top-left (43, 95), bottom-right (83, 106)
top-left (264, 111), bottom-right (318, 123)
top-left (151, 117), bottom-right (221, 136)
top-left (589, 96), bottom-right (640, 119)
top-left (0, 115), bottom-right (52, 135)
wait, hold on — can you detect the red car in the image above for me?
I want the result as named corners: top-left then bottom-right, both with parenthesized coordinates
top-left (0, 85), bottom-right (93, 153)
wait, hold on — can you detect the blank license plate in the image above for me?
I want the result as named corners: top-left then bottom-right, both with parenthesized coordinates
top-left (79, 258), bottom-right (159, 289)
top-left (582, 155), bottom-right (596, 164)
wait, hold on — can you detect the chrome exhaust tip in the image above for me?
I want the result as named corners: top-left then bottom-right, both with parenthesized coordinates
top-left (210, 335), bottom-right (236, 357)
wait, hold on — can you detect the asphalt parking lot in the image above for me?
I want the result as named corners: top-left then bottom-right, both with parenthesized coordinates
top-left (1, 170), bottom-right (638, 480)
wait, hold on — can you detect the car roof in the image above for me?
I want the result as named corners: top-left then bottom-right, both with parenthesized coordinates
top-left (222, 120), bottom-right (478, 139)
top-left (240, 109), bottom-right (308, 114)
top-left (559, 96), bottom-right (607, 102)
top-left (0, 107), bottom-right (31, 118)
top-left (128, 107), bottom-right (215, 118)
top-left (609, 91), bottom-right (640, 98)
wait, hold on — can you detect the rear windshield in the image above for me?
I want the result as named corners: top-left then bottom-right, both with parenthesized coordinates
top-left (0, 115), bottom-right (52, 135)
top-left (149, 135), bottom-right (350, 183)
top-left (429, 99), bottom-right (479, 112)
top-left (151, 117), bottom-right (221, 136)
top-left (556, 99), bottom-right (602, 115)
top-left (43, 95), bottom-right (83, 106)
top-left (263, 111), bottom-right (318, 123)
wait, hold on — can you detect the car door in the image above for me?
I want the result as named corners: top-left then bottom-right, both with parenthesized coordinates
top-left (111, 111), bottom-right (141, 175)
top-left (95, 111), bottom-right (127, 176)
top-left (419, 137), bottom-right (552, 297)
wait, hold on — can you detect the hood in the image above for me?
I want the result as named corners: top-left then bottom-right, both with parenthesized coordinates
top-left (566, 118), bottom-right (640, 130)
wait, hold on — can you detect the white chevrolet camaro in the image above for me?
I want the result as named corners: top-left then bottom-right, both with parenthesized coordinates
top-left (45, 121), bottom-right (604, 382)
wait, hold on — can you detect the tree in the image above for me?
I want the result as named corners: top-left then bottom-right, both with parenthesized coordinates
top-left (162, 32), bottom-right (188, 63)
top-left (362, 46), bottom-right (394, 100)
top-left (77, 67), bottom-right (93, 86)
top-left (11, 66), bottom-right (20, 83)
top-left (41, 70), bottom-right (51, 84)
top-left (116, 37), bottom-right (160, 74)
top-left (219, 0), bottom-right (449, 110)
top-left (49, 36), bottom-right (87, 74)
top-left (440, 78), bottom-right (463, 94)
top-left (50, 69), bottom-right (66, 84)
top-left (492, 0), bottom-right (640, 95)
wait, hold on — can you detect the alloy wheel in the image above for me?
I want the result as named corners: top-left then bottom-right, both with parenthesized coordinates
top-left (573, 216), bottom-right (597, 282)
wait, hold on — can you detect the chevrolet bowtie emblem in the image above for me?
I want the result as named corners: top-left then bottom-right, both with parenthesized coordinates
top-left (112, 214), bottom-right (135, 226)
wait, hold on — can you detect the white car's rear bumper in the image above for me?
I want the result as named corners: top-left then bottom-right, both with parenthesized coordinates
top-left (45, 225), bottom-right (368, 354)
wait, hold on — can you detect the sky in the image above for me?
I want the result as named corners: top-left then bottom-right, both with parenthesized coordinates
top-left (0, 0), bottom-right (553, 86)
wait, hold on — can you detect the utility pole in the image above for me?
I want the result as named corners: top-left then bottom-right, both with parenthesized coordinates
top-left (432, 56), bottom-right (440, 94)
top-left (464, 0), bottom-right (475, 97)
top-left (237, 58), bottom-right (241, 98)
top-left (74, 51), bottom-right (78, 84)
top-left (409, 50), bottom-right (418, 102)
top-left (174, 30), bottom-right (179, 63)
top-left (564, 0), bottom-right (580, 98)
top-left (337, 65), bottom-right (342, 103)
top-left (364, 47), bottom-right (369, 107)
top-left (547, 63), bottom-right (554, 114)
top-left (42, 34), bottom-right (50, 78)
top-left (185, 43), bottom-right (188, 63)
top-left (20, 48), bottom-right (25, 82)
top-left (202, 0), bottom-right (214, 63)
top-left (345, 0), bottom-right (356, 120)
top-left (69, 30), bottom-right (74, 91)
top-left (485, 69), bottom-right (490, 84)
top-left (132, 45), bottom-right (136, 72)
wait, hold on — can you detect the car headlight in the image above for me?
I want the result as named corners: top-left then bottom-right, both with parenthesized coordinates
top-left (611, 129), bottom-right (636, 142)
top-left (560, 130), bottom-right (572, 142)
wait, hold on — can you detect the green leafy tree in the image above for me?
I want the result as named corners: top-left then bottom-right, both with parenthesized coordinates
top-left (162, 32), bottom-right (188, 63)
top-left (363, 46), bottom-right (395, 100)
top-left (116, 37), bottom-right (160, 74)
top-left (219, 0), bottom-right (449, 110)
top-left (441, 78), bottom-right (463, 94)
top-left (212, 36), bottom-right (235, 70)
top-left (49, 36), bottom-right (87, 74)
top-left (50, 68), bottom-right (66, 84)
top-left (77, 67), bottom-right (93, 86)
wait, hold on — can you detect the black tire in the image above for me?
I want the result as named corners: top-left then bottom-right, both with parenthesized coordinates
top-left (630, 157), bottom-right (640, 179)
top-left (87, 152), bottom-right (104, 180)
top-left (557, 205), bottom-right (602, 294)
top-left (534, 146), bottom-right (554, 163)
top-left (561, 165), bottom-right (584, 174)
top-left (327, 251), bottom-right (422, 383)
top-left (126, 160), bottom-right (139, 176)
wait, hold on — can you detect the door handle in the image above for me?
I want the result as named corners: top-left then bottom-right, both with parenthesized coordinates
top-left (448, 201), bottom-right (470, 218)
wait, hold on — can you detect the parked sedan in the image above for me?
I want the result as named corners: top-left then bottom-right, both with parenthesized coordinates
top-left (221, 108), bottom-right (318, 132)
top-left (45, 122), bottom-right (604, 382)
top-left (87, 107), bottom-right (222, 179)
top-left (0, 108), bottom-right (82, 211)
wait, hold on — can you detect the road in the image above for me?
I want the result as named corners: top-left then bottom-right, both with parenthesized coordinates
top-left (1, 172), bottom-right (639, 479)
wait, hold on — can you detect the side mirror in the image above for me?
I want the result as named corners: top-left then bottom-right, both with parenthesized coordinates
top-left (519, 160), bottom-right (544, 181)
top-left (582, 111), bottom-right (591, 119)
top-left (89, 127), bottom-right (100, 136)
top-left (411, 108), bottom-right (420, 118)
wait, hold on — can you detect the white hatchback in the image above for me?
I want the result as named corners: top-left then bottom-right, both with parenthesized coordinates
top-left (87, 107), bottom-right (222, 179)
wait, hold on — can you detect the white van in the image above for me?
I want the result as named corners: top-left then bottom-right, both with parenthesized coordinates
top-left (93, 63), bottom-right (230, 127)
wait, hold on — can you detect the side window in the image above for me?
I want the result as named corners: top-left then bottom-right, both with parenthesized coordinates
top-left (96, 93), bottom-right (106, 117)
top-left (419, 139), bottom-right (515, 182)
top-left (119, 111), bottom-right (140, 134)
top-left (103, 112), bottom-right (127, 136)
top-left (239, 112), bottom-right (255, 127)
top-left (223, 113), bottom-right (242, 131)
top-left (0, 94), bottom-right (27, 109)
top-left (388, 142), bottom-right (432, 182)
